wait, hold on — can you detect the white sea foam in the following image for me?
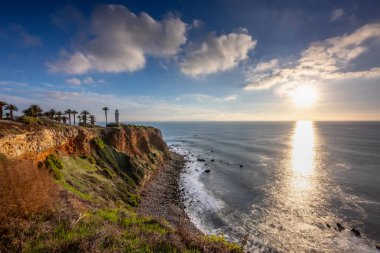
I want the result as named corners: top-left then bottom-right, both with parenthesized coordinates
top-left (170, 145), bottom-right (225, 234)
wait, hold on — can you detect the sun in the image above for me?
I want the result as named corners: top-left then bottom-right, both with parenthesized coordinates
top-left (292, 86), bottom-right (317, 108)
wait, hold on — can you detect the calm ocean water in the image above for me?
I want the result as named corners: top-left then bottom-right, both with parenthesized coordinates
top-left (137, 121), bottom-right (380, 252)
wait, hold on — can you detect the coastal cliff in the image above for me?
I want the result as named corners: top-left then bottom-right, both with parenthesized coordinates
top-left (0, 119), bottom-right (241, 253)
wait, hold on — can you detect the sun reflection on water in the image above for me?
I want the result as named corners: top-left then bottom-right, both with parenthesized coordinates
top-left (290, 120), bottom-right (316, 190)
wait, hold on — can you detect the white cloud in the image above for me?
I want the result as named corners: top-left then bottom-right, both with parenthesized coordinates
top-left (330, 8), bottom-right (345, 21)
top-left (48, 4), bottom-right (187, 74)
top-left (191, 19), bottom-right (203, 29)
top-left (83, 76), bottom-right (94, 84)
top-left (65, 76), bottom-right (104, 86)
top-left (244, 23), bottom-right (380, 95)
top-left (1, 86), bottom-right (245, 121)
top-left (180, 32), bottom-right (256, 77)
top-left (176, 93), bottom-right (237, 102)
top-left (65, 77), bottom-right (81, 86)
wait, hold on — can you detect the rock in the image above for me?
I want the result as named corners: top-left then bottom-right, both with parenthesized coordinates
top-left (336, 222), bottom-right (345, 232)
top-left (351, 228), bottom-right (361, 237)
top-left (197, 158), bottom-right (206, 162)
top-left (204, 169), bottom-right (211, 173)
top-left (326, 223), bottom-right (331, 228)
top-left (239, 164), bottom-right (243, 168)
top-left (211, 159), bottom-right (215, 162)
top-left (376, 245), bottom-right (380, 250)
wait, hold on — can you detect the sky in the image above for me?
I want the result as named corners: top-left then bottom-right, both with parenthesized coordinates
top-left (0, 0), bottom-right (380, 121)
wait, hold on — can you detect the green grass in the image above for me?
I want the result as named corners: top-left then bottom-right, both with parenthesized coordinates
top-left (23, 208), bottom-right (176, 253)
top-left (16, 115), bottom-right (44, 125)
top-left (28, 132), bottom-right (242, 253)
top-left (45, 154), bottom-right (63, 180)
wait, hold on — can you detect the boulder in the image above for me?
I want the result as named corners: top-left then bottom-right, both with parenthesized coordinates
top-left (336, 223), bottom-right (345, 232)
top-left (351, 228), bottom-right (361, 237)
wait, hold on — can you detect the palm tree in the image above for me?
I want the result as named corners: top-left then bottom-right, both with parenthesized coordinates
top-left (89, 115), bottom-right (96, 125)
top-left (23, 104), bottom-right (43, 117)
top-left (56, 111), bottom-right (63, 123)
top-left (64, 109), bottom-right (72, 125)
top-left (71, 110), bottom-right (78, 125)
top-left (77, 114), bottom-right (82, 124)
top-left (102, 107), bottom-right (109, 126)
top-left (5, 104), bottom-right (18, 120)
top-left (0, 101), bottom-right (7, 119)
top-left (46, 109), bottom-right (56, 119)
top-left (81, 110), bottom-right (90, 125)
top-left (62, 116), bottom-right (68, 125)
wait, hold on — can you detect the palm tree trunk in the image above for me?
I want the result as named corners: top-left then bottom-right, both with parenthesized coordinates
top-left (105, 112), bottom-right (108, 126)
top-left (0, 107), bottom-right (3, 120)
top-left (10, 110), bottom-right (13, 120)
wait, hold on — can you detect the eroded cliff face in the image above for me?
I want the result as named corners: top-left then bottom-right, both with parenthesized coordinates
top-left (0, 121), bottom-right (169, 163)
top-left (105, 125), bottom-right (170, 162)
top-left (0, 120), bottom-right (170, 215)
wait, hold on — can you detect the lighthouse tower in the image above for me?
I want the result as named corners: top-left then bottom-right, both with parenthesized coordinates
top-left (115, 109), bottom-right (119, 124)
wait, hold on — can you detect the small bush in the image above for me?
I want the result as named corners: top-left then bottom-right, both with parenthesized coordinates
top-left (45, 154), bottom-right (64, 180)
top-left (16, 116), bottom-right (43, 125)
top-left (99, 167), bottom-right (116, 179)
top-left (93, 137), bottom-right (105, 150)
top-left (127, 194), bottom-right (140, 207)
top-left (81, 154), bottom-right (96, 164)
top-left (106, 123), bottom-right (120, 127)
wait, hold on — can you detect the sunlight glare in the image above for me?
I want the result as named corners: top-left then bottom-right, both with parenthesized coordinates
top-left (292, 86), bottom-right (317, 108)
top-left (291, 120), bottom-right (315, 177)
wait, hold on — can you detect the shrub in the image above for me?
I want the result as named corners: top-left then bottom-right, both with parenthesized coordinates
top-left (45, 154), bottom-right (64, 180)
top-left (99, 167), bottom-right (116, 179)
top-left (81, 154), bottom-right (96, 164)
top-left (16, 116), bottom-right (43, 125)
top-left (93, 137), bottom-right (105, 150)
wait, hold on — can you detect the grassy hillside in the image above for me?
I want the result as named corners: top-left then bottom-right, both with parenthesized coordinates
top-left (0, 122), bottom-right (242, 253)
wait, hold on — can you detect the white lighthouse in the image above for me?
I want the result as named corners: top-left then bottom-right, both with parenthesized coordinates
top-left (115, 109), bottom-right (119, 124)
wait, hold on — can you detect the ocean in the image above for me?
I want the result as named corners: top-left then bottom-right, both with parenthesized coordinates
top-left (138, 121), bottom-right (380, 252)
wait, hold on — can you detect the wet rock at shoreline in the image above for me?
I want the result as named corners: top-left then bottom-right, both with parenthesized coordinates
top-left (336, 222), bottom-right (345, 232)
top-left (197, 158), bottom-right (206, 162)
top-left (351, 228), bottom-right (361, 237)
top-left (204, 169), bottom-right (211, 173)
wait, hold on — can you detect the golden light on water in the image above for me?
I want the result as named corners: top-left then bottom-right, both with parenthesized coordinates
top-left (291, 120), bottom-right (316, 178)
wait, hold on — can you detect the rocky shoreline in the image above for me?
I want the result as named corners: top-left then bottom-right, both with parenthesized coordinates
top-left (137, 151), bottom-right (203, 235)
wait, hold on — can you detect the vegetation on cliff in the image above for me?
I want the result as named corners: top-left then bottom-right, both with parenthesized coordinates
top-left (0, 120), bottom-right (242, 253)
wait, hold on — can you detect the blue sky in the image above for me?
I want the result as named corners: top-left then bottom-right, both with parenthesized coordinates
top-left (1, 0), bottom-right (380, 121)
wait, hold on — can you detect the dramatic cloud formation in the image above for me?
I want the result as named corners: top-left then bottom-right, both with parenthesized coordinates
top-left (48, 4), bottom-right (187, 74)
top-left (180, 32), bottom-right (256, 77)
top-left (245, 23), bottom-right (380, 95)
